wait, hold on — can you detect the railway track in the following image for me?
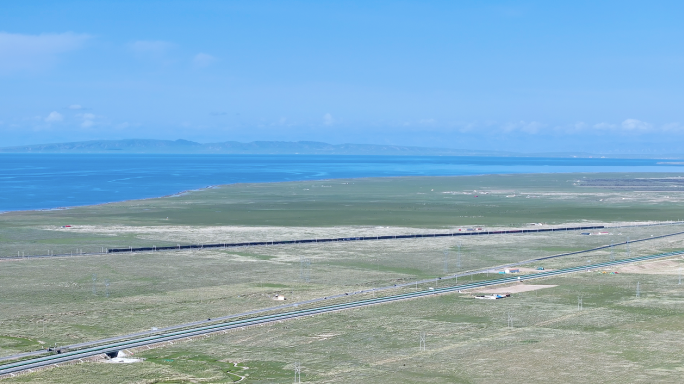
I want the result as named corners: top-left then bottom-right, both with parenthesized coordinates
top-left (1, 248), bottom-right (682, 376)
top-left (5, 221), bottom-right (683, 260)
top-left (107, 225), bottom-right (605, 253)
top-left (3, 228), bottom-right (682, 366)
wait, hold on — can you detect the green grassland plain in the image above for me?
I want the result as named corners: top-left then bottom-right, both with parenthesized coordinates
top-left (1, 173), bottom-right (684, 383)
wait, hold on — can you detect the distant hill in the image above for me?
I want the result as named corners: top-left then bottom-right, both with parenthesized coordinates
top-left (0, 139), bottom-right (516, 156)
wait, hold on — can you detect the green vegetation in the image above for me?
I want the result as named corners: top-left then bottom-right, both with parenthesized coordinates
top-left (0, 173), bottom-right (683, 382)
top-left (6, 271), bottom-right (684, 383)
top-left (3, 173), bottom-right (684, 230)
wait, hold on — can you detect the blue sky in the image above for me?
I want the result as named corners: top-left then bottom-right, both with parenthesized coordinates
top-left (1, 0), bottom-right (683, 153)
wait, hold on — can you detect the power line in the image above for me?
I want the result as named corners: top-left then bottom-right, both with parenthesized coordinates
top-left (299, 257), bottom-right (311, 282)
top-left (294, 362), bottom-right (301, 383)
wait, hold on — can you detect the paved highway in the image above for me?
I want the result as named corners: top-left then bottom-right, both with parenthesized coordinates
top-left (3, 228), bottom-right (682, 365)
top-left (1, 248), bottom-right (683, 376)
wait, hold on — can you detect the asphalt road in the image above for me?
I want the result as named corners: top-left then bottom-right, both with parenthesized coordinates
top-left (3, 227), bottom-right (682, 365)
top-left (1, 248), bottom-right (683, 376)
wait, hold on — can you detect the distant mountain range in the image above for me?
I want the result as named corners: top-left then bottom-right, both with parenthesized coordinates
top-left (0, 139), bottom-right (679, 158)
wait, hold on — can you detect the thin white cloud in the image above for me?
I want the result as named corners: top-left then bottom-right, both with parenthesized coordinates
top-left (192, 53), bottom-right (217, 68)
top-left (0, 32), bottom-right (90, 73)
top-left (323, 113), bottom-right (334, 126)
top-left (68, 104), bottom-right (83, 110)
top-left (621, 118), bottom-right (652, 131)
top-left (44, 111), bottom-right (63, 123)
top-left (79, 113), bottom-right (96, 128)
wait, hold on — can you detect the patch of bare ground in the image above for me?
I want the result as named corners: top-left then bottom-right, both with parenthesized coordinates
top-left (615, 258), bottom-right (684, 275)
top-left (491, 267), bottom-right (552, 274)
top-left (465, 284), bottom-right (558, 294)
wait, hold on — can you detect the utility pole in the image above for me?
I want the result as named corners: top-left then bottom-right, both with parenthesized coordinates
top-left (457, 242), bottom-right (462, 270)
top-left (294, 362), bottom-right (301, 383)
top-left (419, 332), bottom-right (426, 351)
top-left (300, 257), bottom-right (311, 282)
top-left (626, 236), bottom-right (630, 258)
top-left (636, 281), bottom-right (640, 298)
top-left (578, 295), bottom-right (583, 311)
top-left (610, 241), bottom-right (614, 261)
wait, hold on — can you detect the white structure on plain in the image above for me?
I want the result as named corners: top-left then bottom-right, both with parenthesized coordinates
top-left (419, 331), bottom-right (426, 351)
top-left (636, 281), bottom-right (640, 298)
top-left (507, 312), bottom-right (513, 328)
top-left (577, 295), bottom-right (583, 311)
top-left (294, 361), bottom-right (301, 383)
top-left (105, 279), bottom-right (110, 298)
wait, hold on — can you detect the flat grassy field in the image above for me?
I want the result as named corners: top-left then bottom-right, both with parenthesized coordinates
top-left (0, 173), bottom-right (683, 383)
top-left (5, 265), bottom-right (684, 383)
top-left (2, 172), bottom-right (684, 257)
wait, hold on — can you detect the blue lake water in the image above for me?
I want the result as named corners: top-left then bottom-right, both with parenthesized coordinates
top-left (1, 154), bottom-right (683, 212)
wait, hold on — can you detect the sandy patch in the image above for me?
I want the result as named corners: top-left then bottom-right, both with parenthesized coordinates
top-left (490, 267), bottom-right (551, 274)
top-left (466, 284), bottom-right (557, 294)
top-left (36, 221), bottom-right (626, 251)
top-left (615, 259), bottom-right (684, 275)
top-left (313, 333), bottom-right (339, 341)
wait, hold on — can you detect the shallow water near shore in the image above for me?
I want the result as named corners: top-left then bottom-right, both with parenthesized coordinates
top-left (1, 153), bottom-right (683, 212)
